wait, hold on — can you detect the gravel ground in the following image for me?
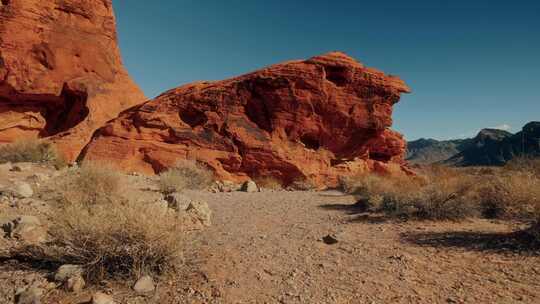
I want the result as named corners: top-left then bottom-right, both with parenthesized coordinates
top-left (1, 164), bottom-right (539, 303)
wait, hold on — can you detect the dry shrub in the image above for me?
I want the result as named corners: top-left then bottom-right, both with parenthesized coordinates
top-left (0, 139), bottom-right (67, 168)
top-left (343, 165), bottom-right (540, 227)
top-left (254, 176), bottom-right (283, 190)
top-left (159, 160), bottom-right (213, 194)
top-left (504, 156), bottom-right (540, 177)
top-left (345, 171), bottom-right (478, 220)
top-left (475, 172), bottom-right (540, 219)
top-left (288, 176), bottom-right (317, 191)
top-left (58, 162), bottom-right (124, 206)
top-left (15, 162), bottom-right (185, 281)
top-left (18, 200), bottom-right (184, 282)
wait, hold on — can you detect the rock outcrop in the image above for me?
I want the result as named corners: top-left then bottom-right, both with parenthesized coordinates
top-left (408, 121), bottom-right (540, 166)
top-left (407, 138), bottom-right (471, 165)
top-left (0, 0), bottom-right (145, 161)
top-left (82, 52), bottom-right (411, 187)
top-left (445, 122), bottom-right (540, 166)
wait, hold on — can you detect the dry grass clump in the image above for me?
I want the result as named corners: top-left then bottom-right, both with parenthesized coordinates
top-left (18, 200), bottom-right (184, 282)
top-left (254, 176), bottom-right (283, 190)
top-left (159, 160), bottom-right (213, 194)
top-left (57, 162), bottom-right (124, 206)
top-left (475, 172), bottom-right (540, 219)
top-left (288, 176), bottom-right (317, 191)
top-left (342, 164), bottom-right (540, 224)
top-left (0, 139), bottom-right (67, 168)
top-left (504, 156), bottom-right (540, 177)
top-left (343, 170), bottom-right (479, 220)
top-left (15, 162), bottom-right (185, 282)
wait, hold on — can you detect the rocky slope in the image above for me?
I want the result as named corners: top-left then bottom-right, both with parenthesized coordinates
top-left (82, 52), bottom-right (411, 187)
top-left (406, 138), bottom-right (471, 164)
top-left (0, 0), bottom-right (145, 161)
top-left (445, 122), bottom-right (540, 166)
top-left (407, 121), bottom-right (540, 166)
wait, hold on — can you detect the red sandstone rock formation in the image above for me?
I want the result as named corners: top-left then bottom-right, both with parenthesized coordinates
top-left (82, 52), bottom-right (410, 187)
top-left (0, 0), bottom-right (145, 161)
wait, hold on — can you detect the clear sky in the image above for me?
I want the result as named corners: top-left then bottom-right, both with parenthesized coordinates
top-left (113, 0), bottom-right (540, 141)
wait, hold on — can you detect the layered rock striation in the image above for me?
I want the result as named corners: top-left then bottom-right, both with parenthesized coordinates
top-left (0, 0), bottom-right (145, 161)
top-left (82, 52), bottom-right (411, 187)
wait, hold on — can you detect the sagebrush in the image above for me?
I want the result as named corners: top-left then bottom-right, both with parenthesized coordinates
top-left (254, 176), bottom-right (283, 190)
top-left (57, 162), bottom-right (124, 206)
top-left (342, 164), bottom-right (540, 227)
top-left (0, 139), bottom-right (66, 168)
top-left (17, 200), bottom-right (184, 281)
top-left (15, 163), bottom-right (185, 281)
top-left (159, 160), bottom-right (213, 193)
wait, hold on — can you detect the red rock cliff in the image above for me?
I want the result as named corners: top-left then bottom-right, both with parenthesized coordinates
top-left (81, 52), bottom-right (410, 187)
top-left (0, 0), bottom-right (145, 161)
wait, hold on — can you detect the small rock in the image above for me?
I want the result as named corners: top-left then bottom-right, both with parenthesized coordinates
top-left (165, 194), bottom-right (212, 227)
top-left (165, 193), bottom-right (191, 211)
top-left (92, 292), bottom-right (115, 304)
top-left (241, 181), bottom-right (259, 193)
top-left (322, 234), bottom-right (339, 245)
top-left (133, 275), bottom-right (155, 294)
top-left (66, 275), bottom-right (85, 292)
top-left (55, 264), bottom-right (84, 282)
top-left (15, 286), bottom-right (43, 304)
top-left (13, 182), bottom-right (34, 198)
top-left (10, 216), bottom-right (47, 244)
top-left (186, 199), bottom-right (212, 227)
top-left (0, 215), bottom-right (14, 233)
top-left (215, 180), bottom-right (241, 192)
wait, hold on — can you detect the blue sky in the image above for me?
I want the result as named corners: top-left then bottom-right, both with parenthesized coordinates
top-left (113, 0), bottom-right (539, 141)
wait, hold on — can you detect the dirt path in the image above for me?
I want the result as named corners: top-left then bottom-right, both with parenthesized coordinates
top-left (168, 190), bottom-right (540, 304)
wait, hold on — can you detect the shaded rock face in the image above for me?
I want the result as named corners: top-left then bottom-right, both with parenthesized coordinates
top-left (445, 123), bottom-right (540, 166)
top-left (0, 0), bottom-right (145, 161)
top-left (407, 138), bottom-right (472, 165)
top-left (410, 122), bottom-right (540, 167)
top-left (82, 52), bottom-right (411, 187)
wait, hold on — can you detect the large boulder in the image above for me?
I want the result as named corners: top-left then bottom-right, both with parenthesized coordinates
top-left (81, 52), bottom-right (411, 187)
top-left (0, 0), bottom-right (145, 161)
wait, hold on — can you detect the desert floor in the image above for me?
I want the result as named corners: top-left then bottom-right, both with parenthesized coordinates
top-left (1, 165), bottom-right (539, 304)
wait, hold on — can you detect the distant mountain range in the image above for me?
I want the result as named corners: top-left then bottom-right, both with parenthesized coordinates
top-left (407, 121), bottom-right (540, 166)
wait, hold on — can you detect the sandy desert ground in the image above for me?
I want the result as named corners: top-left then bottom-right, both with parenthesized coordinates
top-left (1, 163), bottom-right (539, 304)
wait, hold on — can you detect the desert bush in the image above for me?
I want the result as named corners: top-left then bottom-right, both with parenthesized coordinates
top-left (504, 156), bottom-right (540, 177)
top-left (0, 139), bottom-right (67, 168)
top-left (344, 168), bottom-right (479, 220)
top-left (57, 162), bottom-right (124, 206)
top-left (475, 171), bottom-right (540, 220)
top-left (288, 176), bottom-right (317, 191)
top-left (159, 160), bottom-right (213, 194)
top-left (16, 199), bottom-right (184, 282)
top-left (344, 165), bottom-right (540, 224)
top-left (254, 176), bottom-right (283, 190)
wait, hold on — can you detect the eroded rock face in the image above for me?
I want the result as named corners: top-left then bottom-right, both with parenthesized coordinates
top-left (0, 0), bottom-right (145, 161)
top-left (82, 52), bottom-right (410, 187)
